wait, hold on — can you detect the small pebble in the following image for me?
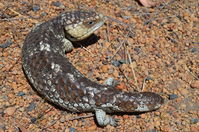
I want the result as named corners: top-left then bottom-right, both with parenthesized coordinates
top-left (168, 94), bottom-right (178, 100)
top-left (52, 1), bottom-right (62, 7)
top-left (119, 59), bottom-right (126, 64)
top-left (21, 1), bottom-right (28, 4)
top-left (101, 65), bottom-right (108, 72)
top-left (179, 88), bottom-right (189, 95)
top-left (102, 60), bottom-right (108, 65)
top-left (27, 102), bottom-right (36, 112)
top-left (145, 76), bottom-right (153, 81)
top-left (104, 77), bottom-right (114, 85)
top-left (111, 59), bottom-right (125, 67)
top-left (190, 48), bottom-right (198, 53)
top-left (30, 117), bottom-right (37, 123)
top-left (2, 95), bottom-right (8, 100)
top-left (122, 15), bottom-right (131, 20)
top-left (0, 39), bottom-right (13, 48)
top-left (116, 82), bottom-right (126, 90)
top-left (105, 56), bottom-right (111, 60)
top-left (111, 60), bottom-right (121, 67)
top-left (134, 47), bottom-right (142, 54)
top-left (146, 129), bottom-right (158, 132)
top-left (135, 115), bottom-right (141, 118)
top-left (60, 117), bottom-right (66, 123)
top-left (17, 91), bottom-right (25, 96)
top-left (190, 118), bottom-right (199, 124)
top-left (4, 107), bottom-right (16, 116)
top-left (41, 12), bottom-right (48, 16)
top-left (0, 109), bottom-right (4, 115)
top-left (190, 80), bottom-right (199, 89)
top-left (123, 115), bottom-right (129, 119)
top-left (86, 125), bottom-right (97, 131)
top-left (0, 124), bottom-right (6, 131)
top-left (69, 127), bottom-right (76, 132)
top-left (32, 5), bottom-right (40, 12)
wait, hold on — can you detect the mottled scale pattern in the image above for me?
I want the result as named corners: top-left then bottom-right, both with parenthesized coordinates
top-left (22, 10), bottom-right (164, 126)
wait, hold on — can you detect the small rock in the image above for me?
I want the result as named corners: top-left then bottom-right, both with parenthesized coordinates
top-left (119, 59), bottom-right (126, 64)
top-left (168, 94), bottom-right (178, 100)
top-left (140, 114), bottom-right (147, 118)
top-left (135, 115), bottom-right (141, 118)
top-left (171, 47), bottom-right (178, 52)
top-left (27, 102), bottom-right (36, 112)
top-left (145, 76), bottom-right (153, 81)
top-left (41, 12), bottom-right (48, 16)
top-left (30, 117), bottom-right (37, 123)
top-left (102, 60), bottom-right (108, 65)
top-left (134, 47), bottom-right (142, 54)
top-left (111, 60), bottom-right (121, 67)
top-left (69, 127), bottom-right (76, 132)
top-left (32, 5), bottom-right (40, 12)
top-left (52, 1), bottom-right (62, 7)
top-left (105, 56), bottom-right (111, 60)
top-left (0, 109), bottom-right (4, 115)
top-left (0, 39), bottom-right (13, 48)
top-left (154, 120), bottom-right (160, 127)
top-left (180, 103), bottom-right (187, 110)
top-left (190, 80), bottom-right (199, 89)
top-left (101, 65), bottom-right (108, 72)
top-left (4, 107), bottom-right (16, 115)
top-left (123, 115), bottom-right (129, 119)
top-left (116, 82), bottom-right (126, 90)
top-left (21, 1), bottom-right (28, 5)
top-left (104, 77), bottom-right (114, 85)
top-left (60, 117), bottom-right (66, 123)
top-left (17, 91), bottom-right (25, 96)
top-left (179, 88), bottom-right (189, 95)
top-left (190, 48), bottom-right (198, 53)
top-left (190, 127), bottom-right (199, 132)
top-left (139, 0), bottom-right (157, 7)
top-left (146, 129), bottom-right (158, 132)
top-left (122, 15), bottom-right (131, 20)
top-left (18, 124), bottom-right (29, 132)
top-left (0, 123), bottom-right (6, 131)
top-left (111, 60), bottom-right (125, 67)
top-left (190, 118), bottom-right (199, 124)
top-left (64, 128), bottom-right (70, 132)
top-left (86, 125), bottom-right (97, 131)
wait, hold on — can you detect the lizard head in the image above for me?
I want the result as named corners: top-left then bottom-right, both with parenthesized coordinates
top-left (62, 10), bottom-right (106, 41)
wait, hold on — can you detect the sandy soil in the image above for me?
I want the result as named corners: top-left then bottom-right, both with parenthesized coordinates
top-left (0, 0), bottom-right (198, 131)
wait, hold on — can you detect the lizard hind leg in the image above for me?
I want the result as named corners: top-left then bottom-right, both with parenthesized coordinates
top-left (95, 109), bottom-right (119, 127)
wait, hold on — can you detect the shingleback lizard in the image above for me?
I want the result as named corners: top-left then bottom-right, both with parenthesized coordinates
top-left (22, 10), bottom-right (164, 126)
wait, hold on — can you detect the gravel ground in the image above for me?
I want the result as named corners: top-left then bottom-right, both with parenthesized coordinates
top-left (0, 0), bottom-right (198, 131)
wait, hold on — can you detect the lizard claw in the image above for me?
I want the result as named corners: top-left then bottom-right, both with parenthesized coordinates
top-left (95, 109), bottom-right (119, 127)
top-left (109, 116), bottom-right (120, 126)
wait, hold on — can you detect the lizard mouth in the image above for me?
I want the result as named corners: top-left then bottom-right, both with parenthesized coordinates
top-left (65, 15), bottom-right (106, 42)
top-left (76, 20), bottom-right (105, 40)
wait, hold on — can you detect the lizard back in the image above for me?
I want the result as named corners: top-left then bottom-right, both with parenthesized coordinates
top-left (22, 11), bottom-right (164, 125)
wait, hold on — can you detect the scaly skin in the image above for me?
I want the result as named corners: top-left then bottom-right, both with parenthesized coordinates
top-left (22, 10), bottom-right (164, 126)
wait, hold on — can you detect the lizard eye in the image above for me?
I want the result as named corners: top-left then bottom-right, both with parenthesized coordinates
top-left (88, 21), bottom-right (94, 25)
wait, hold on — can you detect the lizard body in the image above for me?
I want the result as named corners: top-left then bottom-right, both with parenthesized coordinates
top-left (22, 10), bottom-right (164, 126)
